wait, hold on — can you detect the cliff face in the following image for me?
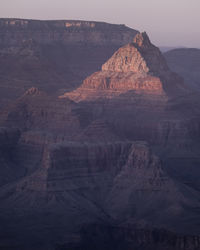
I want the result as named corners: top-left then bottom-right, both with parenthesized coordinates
top-left (0, 141), bottom-right (199, 249)
top-left (1, 141), bottom-right (199, 228)
top-left (102, 32), bottom-right (169, 74)
top-left (1, 24), bottom-right (200, 249)
top-left (0, 19), bottom-right (138, 46)
top-left (63, 32), bottom-right (186, 102)
top-left (0, 19), bottom-right (138, 108)
top-left (60, 33), bottom-right (197, 147)
top-left (1, 32), bottom-right (199, 148)
top-left (2, 87), bottom-right (81, 135)
top-left (1, 33), bottom-right (199, 148)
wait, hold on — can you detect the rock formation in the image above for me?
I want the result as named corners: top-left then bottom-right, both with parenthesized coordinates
top-left (0, 19), bottom-right (138, 46)
top-left (60, 33), bottom-right (198, 147)
top-left (0, 141), bottom-right (200, 249)
top-left (1, 26), bottom-right (200, 250)
top-left (0, 18), bottom-right (138, 108)
top-left (102, 32), bottom-right (169, 74)
top-left (62, 32), bottom-right (186, 103)
top-left (1, 87), bottom-right (83, 134)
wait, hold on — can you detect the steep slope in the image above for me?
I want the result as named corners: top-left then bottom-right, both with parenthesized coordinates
top-left (0, 19), bottom-right (138, 108)
top-left (2, 33), bottom-right (199, 147)
top-left (1, 87), bottom-right (82, 135)
top-left (61, 33), bottom-right (196, 146)
top-left (164, 48), bottom-right (200, 90)
top-left (1, 29), bottom-right (200, 249)
top-left (59, 32), bottom-right (200, 199)
top-left (0, 141), bottom-right (199, 249)
top-left (62, 32), bottom-right (186, 102)
top-left (0, 19), bottom-right (138, 46)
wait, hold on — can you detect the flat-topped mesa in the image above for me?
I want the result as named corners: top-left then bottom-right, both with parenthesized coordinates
top-left (0, 18), bottom-right (138, 46)
top-left (102, 32), bottom-right (169, 74)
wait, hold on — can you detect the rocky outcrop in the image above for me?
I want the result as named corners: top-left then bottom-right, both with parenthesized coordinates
top-left (62, 32), bottom-right (186, 102)
top-left (1, 87), bottom-right (82, 135)
top-left (1, 32), bottom-right (199, 148)
top-left (0, 19), bottom-right (139, 108)
top-left (59, 33), bottom-right (198, 147)
top-left (1, 142), bottom-right (199, 231)
top-left (1, 31), bottom-right (198, 148)
top-left (0, 19), bottom-right (138, 46)
top-left (0, 141), bottom-right (200, 249)
top-left (102, 32), bottom-right (169, 74)
top-left (1, 23), bottom-right (200, 250)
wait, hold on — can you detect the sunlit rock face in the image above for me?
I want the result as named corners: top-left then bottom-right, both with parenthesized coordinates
top-left (0, 32), bottom-right (197, 148)
top-left (59, 33), bottom-right (195, 146)
top-left (0, 18), bottom-right (139, 108)
top-left (102, 32), bottom-right (169, 74)
top-left (62, 32), bottom-right (186, 102)
top-left (1, 26), bottom-right (200, 249)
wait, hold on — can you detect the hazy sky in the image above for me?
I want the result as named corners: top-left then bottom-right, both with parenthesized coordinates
top-left (0, 0), bottom-right (199, 47)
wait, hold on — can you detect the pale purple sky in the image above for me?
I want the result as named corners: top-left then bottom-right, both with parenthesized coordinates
top-left (0, 0), bottom-right (199, 47)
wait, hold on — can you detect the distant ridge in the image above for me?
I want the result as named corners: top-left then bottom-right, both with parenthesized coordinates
top-left (0, 18), bottom-right (139, 107)
top-left (164, 48), bottom-right (200, 90)
top-left (0, 18), bottom-right (138, 46)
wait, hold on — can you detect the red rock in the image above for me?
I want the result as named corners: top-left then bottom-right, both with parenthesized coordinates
top-left (0, 19), bottom-right (139, 108)
top-left (62, 32), bottom-right (186, 102)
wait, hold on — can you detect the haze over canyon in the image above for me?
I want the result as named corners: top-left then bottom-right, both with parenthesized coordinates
top-left (0, 18), bottom-right (200, 250)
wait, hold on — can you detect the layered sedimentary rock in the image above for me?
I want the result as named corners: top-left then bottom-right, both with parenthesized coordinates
top-left (62, 32), bottom-right (186, 102)
top-left (0, 19), bottom-right (138, 108)
top-left (1, 28), bottom-right (200, 250)
top-left (1, 142), bottom-right (198, 231)
top-left (60, 33), bottom-right (198, 147)
top-left (1, 87), bottom-right (82, 135)
top-left (102, 32), bottom-right (169, 74)
top-left (0, 141), bottom-right (199, 249)
top-left (1, 33), bottom-right (199, 147)
top-left (0, 19), bottom-right (138, 46)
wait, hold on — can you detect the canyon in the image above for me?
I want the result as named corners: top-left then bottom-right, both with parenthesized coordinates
top-left (0, 19), bottom-right (200, 250)
top-left (0, 18), bottom-right (138, 108)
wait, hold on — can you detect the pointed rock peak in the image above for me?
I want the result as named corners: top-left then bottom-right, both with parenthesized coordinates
top-left (133, 32), bottom-right (152, 48)
top-left (102, 32), bottom-right (169, 74)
